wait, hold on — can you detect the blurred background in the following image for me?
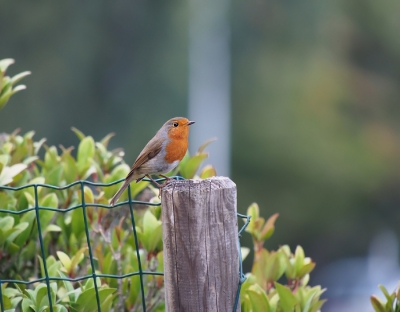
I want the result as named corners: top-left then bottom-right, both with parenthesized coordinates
top-left (1, 1), bottom-right (400, 310)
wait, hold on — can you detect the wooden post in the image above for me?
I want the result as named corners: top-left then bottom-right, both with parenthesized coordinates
top-left (161, 177), bottom-right (240, 312)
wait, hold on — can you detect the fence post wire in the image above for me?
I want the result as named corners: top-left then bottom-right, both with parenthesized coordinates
top-left (161, 176), bottom-right (240, 312)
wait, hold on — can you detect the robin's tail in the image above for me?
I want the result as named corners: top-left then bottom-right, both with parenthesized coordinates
top-left (110, 179), bottom-right (131, 207)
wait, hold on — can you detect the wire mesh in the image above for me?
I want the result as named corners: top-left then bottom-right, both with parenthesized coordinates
top-left (0, 177), bottom-right (250, 312)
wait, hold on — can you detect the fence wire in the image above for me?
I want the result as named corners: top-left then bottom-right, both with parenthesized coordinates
top-left (0, 177), bottom-right (250, 312)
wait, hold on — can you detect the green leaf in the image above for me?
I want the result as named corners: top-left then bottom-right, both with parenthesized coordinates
top-left (57, 271), bottom-right (77, 302)
top-left (310, 299), bottom-right (327, 312)
top-left (0, 229), bottom-right (5, 247)
top-left (104, 164), bottom-right (130, 198)
top-left (71, 208), bottom-right (85, 240)
top-left (44, 146), bottom-right (59, 169)
top-left (370, 295), bottom-right (385, 312)
top-left (54, 305), bottom-right (68, 312)
top-left (179, 153), bottom-right (208, 179)
top-left (241, 247), bottom-right (250, 261)
top-left (275, 282), bottom-right (297, 311)
top-left (102, 251), bottom-right (117, 275)
top-left (0, 76), bottom-right (11, 95)
top-left (6, 222), bottom-right (29, 243)
top-left (0, 86), bottom-right (12, 110)
top-left (10, 84), bottom-right (27, 96)
top-left (0, 164), bottom-right (27, 186)
top-left (61, 150), bottom-right (78, 184)
top-left (10, 71), bottom-right (31, 85)
top-left (199, 165), bottom-right (217, 179)
top-left (0, 193), bottom-right (11, 212)
top-left (177, 151), bottom-right (190, 172)
top-left (13, 211), bottom-right (36, 247)
top-left (46, 258), bottom-right (62, 277)
top-left (45, 224), bottom-right (62, 233)
top-left (38, 193), bottom-right (58, 230)
top-left (142, 210), bottom-right (162, 252)
top-left (45, 165), bottom-right (63, 186)
top-left (130, 179), bottom-right (149, 199)
top-left (23, 156), bottom-right (39, 166)
top-left (77, 136), bottom-right (95, 175)
top-left (301, 286), bottom-right (326, 312)
top-left (245, 203), bottom-right (260, 234)
top-left (3, 287), bottom-right (19, 298)
top-left (6, 241), bottom-right (19, 255)
top-left (127, 275), bottom-right (140, 308)
top-left (82, 186), bottom-right (94, 204)
top-left (283, 256), bottom-right (296, 280)
top-left (100, 292), bottom-right (117, 312)
top-left (253, 249), bottom-right (285, 285)
top-left (0, 58), bottom-right (15, 73)
top-left (298, 262), bottom-right (316, 278)
top-left (247, 284), bottom-right (271, 312)
top-left (294, 246), bottom-right (305, 276)
top-left (71, 127), bottom-right (86, 141)
top-left (69, 247), bottom-right (88, 274)
top-left (34, 284), bottom-right (49, 308)
top-left (0, 216), bottom-right (15, 231)
top-left (40, 193), bottom-right (58, 208)
top-left (75, 287), bottom-right (116, 312)
top-left (100, 132), bottom-right (115, 148)
top-left (0, 154), bottom-right (10, 167)
top-left (34, 138), bottom-right (47, 155)
top-left (260, 213), bottom-right (279, 241)
top-left (197, 137), bottom-right (216, 153)
top-left (1, 293), bottom-right (13, 309)
top-left (21, 297), bottom-right (34, 311)
top-left (57, 251), bottom-right (72, 273)
top-left (379, 284), bottom-right (393, 302)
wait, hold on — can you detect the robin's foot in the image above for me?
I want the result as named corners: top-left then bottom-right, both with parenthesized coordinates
top-left (145, 175), bottom-right (167, 198)
top-left (146, 175), bottom-right (175, 198)
top-left (159, 174), bottom-right (174, 184)
top-left (157, 175), bottom-right (176, 198)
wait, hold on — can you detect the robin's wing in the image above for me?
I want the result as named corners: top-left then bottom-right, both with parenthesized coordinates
top-left (125, 137), bottom-right (163, 180)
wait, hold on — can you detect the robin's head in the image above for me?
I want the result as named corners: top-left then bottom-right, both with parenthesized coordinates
top-left (163, 117), bottom-right (195, 139)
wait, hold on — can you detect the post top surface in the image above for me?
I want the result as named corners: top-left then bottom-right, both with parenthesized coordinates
top-left (162, 176), bottom-right (236, 192)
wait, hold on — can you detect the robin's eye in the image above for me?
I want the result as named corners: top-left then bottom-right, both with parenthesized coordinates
top-left (173, 122), bottom-right (178, 127)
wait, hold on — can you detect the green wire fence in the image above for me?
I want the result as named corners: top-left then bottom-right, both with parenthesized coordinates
top-left (0, 177), bottom-right (250, 312)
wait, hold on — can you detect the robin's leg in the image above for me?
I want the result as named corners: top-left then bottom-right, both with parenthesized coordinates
top-left (136, 176), bottom-right (145, 183)
top-left (159, 174), bottom-right (173, 184)
top-left (146, 175), bottom-right (174, 198)
top-left (145, 174), bottom-right (164, 188)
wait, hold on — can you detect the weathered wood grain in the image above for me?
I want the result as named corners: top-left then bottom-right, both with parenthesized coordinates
top-left (162, 177), bottom-right (240, 312)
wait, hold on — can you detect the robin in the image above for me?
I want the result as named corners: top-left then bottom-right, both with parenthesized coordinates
top-left (110, 117), bottom-right (195, 206)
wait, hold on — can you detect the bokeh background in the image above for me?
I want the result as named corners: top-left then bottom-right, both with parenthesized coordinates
top-left (1, 1), bottom-right (400, 310)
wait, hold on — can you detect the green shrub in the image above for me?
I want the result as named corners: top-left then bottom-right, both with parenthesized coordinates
top-left (240, 203), bottom-right (326, 312)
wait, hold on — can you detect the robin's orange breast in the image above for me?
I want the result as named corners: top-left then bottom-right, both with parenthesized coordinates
top-left (164, 138), bottom-right (188, 164)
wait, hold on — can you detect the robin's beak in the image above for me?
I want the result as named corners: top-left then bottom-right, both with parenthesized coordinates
top-left (186, 121), bottom-right (195, 126)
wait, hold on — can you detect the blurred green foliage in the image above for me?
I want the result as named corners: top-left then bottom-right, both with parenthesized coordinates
top-left (230, 0), bottom-right (400, 266)
top-left (371, 283), bottom-right (400, 312)
top-left (241, 203), bottom-right (325, 312)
